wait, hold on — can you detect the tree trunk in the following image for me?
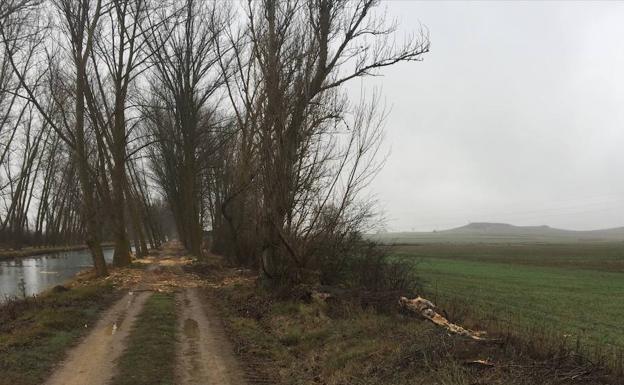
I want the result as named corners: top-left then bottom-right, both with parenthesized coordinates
top-left (75, 65), bottom-right (108, 277)
top-left (111, 98), bottom-right (131, 266)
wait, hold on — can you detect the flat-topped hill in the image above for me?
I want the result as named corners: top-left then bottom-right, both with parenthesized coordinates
top-left (369, 222), bottom-right (624, 244)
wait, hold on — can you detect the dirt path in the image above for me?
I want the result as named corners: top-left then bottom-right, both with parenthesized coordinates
top-left (43, 241), bottom-right (248, 385)
top-left (44, 291), bottom-right (151, 385)
top-left (176, 287), bottom-right (248, 385)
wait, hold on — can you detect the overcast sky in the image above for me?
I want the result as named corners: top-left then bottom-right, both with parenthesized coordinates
top-left (355, 1), bottom-right (624, 232)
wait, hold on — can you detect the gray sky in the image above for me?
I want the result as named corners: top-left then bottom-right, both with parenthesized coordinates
top-left (356, 1), bottom-right (624, 232)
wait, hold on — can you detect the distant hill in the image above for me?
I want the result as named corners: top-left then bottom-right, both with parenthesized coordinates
top-left (442, 222), bottom-right (560, 234)
top-left (369, 222), bottom-right (624, 244)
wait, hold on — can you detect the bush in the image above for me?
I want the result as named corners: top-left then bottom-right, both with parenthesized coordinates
top-left (319, 239), bottom-right (420, 296)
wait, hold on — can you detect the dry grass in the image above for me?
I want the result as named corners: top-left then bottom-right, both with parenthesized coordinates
top-left (0, 284), bottom-right (120, 385)
top-left (203, 268), bottom-right (619, 385)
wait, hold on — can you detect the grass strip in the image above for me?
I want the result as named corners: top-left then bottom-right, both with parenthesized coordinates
top-left (0, 283), bottom-right (119, 385)
top-left (110, 293), bottom-right (177, 385)
top-left (209, 273), bottom-right (618, 385)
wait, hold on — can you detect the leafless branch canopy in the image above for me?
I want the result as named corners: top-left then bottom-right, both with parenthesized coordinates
top-left (0, 0), bottom-right (428, 283)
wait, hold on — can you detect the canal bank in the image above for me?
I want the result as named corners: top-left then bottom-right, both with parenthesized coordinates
top-left (0, 247), bottom-right (115, 300)
top-left (0, 243), bottom-right (115, 261)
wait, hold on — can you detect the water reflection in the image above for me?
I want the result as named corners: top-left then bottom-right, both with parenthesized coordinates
top-left (0, 248), bottom-right (114, 301)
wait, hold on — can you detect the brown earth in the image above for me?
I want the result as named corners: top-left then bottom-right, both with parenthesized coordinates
top-left (43, 291), bottom-right (151, 385)
top-left (176, 288), bottom-right (248, 385)
top-left (43, 242), bottom-right (247, 385)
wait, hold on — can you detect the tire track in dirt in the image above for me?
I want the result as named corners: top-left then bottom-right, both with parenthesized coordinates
top-left (44, 290), bottom-right (151, 385)
top-left (176, 287), bottom-right (248, 385)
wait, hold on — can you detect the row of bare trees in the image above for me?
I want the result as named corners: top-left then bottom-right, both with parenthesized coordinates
top-left (0, 1), bottom-right (86, 248)
top-left (0, 0), bottom-right (171, 275)
top-left (1, 0), bottom-right (428, 285)
top-left (143, 0), bottom-right (429, 284)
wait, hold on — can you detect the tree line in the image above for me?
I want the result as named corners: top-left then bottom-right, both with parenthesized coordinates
top-left (0, 0), bottom-right (428, 285)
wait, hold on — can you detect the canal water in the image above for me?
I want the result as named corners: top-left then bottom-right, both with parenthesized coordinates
top-left (0, 248), bottom-right (114, 301)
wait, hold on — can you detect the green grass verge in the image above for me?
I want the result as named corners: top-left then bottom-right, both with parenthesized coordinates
top-left (393, 242), bottom-right (624, 272)
top-left (397, 251), bottom-right (624, 372)
top-left (0, 284), bottom-right (119, 385)
top-left (208, 275), bottom-right (616, 385)
top-left (110, 293), bottom-right (177, 385)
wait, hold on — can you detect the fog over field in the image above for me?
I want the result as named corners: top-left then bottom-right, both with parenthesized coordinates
top-left (370, 222), bottom-right (624, 244)
top-left (356, 1), bottom-right (624, 232)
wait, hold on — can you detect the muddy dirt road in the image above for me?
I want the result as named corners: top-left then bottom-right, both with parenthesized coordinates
top-left (176, 288), bottom-right (247, 385)
top-left (44, 291), bottom-right (151, 385)
top-left (43, 243), bottom-right (247, 385)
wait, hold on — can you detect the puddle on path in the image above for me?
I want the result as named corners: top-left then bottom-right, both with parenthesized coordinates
top-left (184, 318), bottom-right (199, 338)
top-left (105, 323), bottom-right (118, 336)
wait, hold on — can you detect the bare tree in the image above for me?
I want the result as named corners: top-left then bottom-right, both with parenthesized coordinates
top-left (0, 0), bottom-right (41, 20)
top-left (81, 0), bottom-right (163, 266)
top-left (0, 6), bottom-right (84, 249)
top-left (0, 0), bottom-right (426, 286)
top-left (56, 0), bottom-right (109, 275)
top-left (1, 0), bottom-right (109, 276)
top-left (142, 0), bottom-right (229, 256)
top-left (214, 0), bottom-right (429, 284)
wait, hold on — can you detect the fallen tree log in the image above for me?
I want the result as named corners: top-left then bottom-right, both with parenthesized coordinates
top-left (399, 296), bottom-right (487, 340)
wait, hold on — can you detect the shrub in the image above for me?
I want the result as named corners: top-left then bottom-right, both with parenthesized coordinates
top-left (319, 238), bottom-right (420, 296)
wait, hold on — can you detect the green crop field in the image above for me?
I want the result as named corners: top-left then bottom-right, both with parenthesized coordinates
top-left (393, 243), bottom-right (624, 369)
